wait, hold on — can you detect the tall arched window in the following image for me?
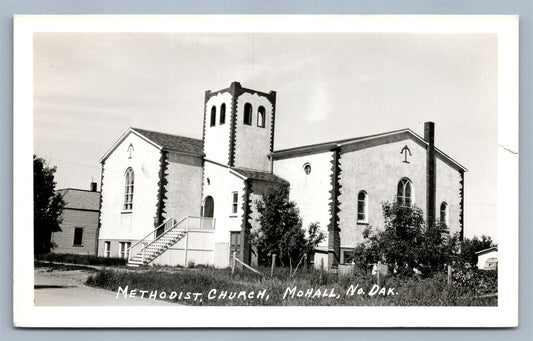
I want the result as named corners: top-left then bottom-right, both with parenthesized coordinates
top-left (123, 167), bottom-right (134, 210)
top-left (210, 106), bottom-right (216, 127)
top-left (243, 103), bottom-right (252, 125)
top-left (257, 106), bottom-right (266, 128)
top-left (219, 103), bottom-right (226, 125)
top-left (357, 190), bottom-right (368, 223)
top-left (440, 202), bottom-right (449, 226)
top-left (397, 178), bottom-right (413, 207)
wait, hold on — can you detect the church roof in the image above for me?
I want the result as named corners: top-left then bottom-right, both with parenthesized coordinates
top-left (57, 188), bottom-right (100, 211)
top-left (131, 128), bottom-right (203, 155)
top-left (230, 167), bottom-right (289, 185)
top-left (271, 128), bottom-right (467, 172)
top-left (100, 127), bottom-right (203, 162)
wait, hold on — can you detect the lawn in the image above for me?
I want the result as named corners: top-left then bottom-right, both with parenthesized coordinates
top-left (85, 265), bottom-right (497, 306)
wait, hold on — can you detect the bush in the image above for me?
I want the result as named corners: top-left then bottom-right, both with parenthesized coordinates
top-left (35, 253), bottom-right (127, 266)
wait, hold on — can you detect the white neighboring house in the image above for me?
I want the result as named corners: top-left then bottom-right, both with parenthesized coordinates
top-left (97, 81), bottom-right (467, 270)
top-left (476, 247), bottom-right (498, 270)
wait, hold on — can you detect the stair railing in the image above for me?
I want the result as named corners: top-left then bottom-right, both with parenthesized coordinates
top-left (127, 217), bottom-right (177, 262)
top-left (134, 216), bottom-right (188, 260)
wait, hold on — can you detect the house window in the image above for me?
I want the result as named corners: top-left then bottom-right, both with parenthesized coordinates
top-left (243, 103), bottom-right (252, 125)
top-left (104, 241), bottom-right (111, 258)
top-left (257, 106), bottom-right (266, 128)
top-left (119, 242), bottom-right (131, 259)
top-left (357, 191), bottom-right (368, 223)
top-left (440, 202), bottom-right (449, 226)
top-left (232, 191), bottom-right (238, 214)
top-left (303, 163), bottom-right (311, 175)
top-left (73, 228), bottom-right (83, 246)
top-left (220, 103), bottom-right (226, 125)
top-left (397, 178), bottom-right (413, 207)
top-left (210, 105), bottom-right (216, 127)
top-left (123, 168), bottom-right (134, 210)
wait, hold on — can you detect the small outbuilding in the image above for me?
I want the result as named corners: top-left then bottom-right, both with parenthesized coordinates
top-left (475, 247), bottom-right (498, 270)
top-left (51, 183), bottom-right (101, 255)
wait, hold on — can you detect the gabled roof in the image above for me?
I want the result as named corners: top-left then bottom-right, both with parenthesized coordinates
top-left (270, 128), bottom-right (467, 172)
top-left (475, 247), bottom-right (498, 255)
top-left (230, 167), bottom-right (289, 185)
top-left (57, 188), bottom-right (100, 211)
top-left (131, 128), bottom-right (203, 155)
top-left (100, 128), bottom-right (203, 163)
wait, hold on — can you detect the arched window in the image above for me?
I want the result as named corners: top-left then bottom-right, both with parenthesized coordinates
top-left (123, 167), bottom-right (134, 210)
top-left (357, 191), bottom-right (368, 223)
top-left (440, 202), bottom-right (449, 226)
top-left (397, 178), bottom-right (413, 207)
top-left (210, 106), bottom-right (216, 127)
top-left (257, 106), bottom-right (266, 128)
top-left (203, 196), bottom-right (214, 218)
top-left (303, 163), bottom-right (311, 175)
top-left (219, 103), bottom-right (226, 125)
top-left (243, 103), bottom-right (252, 125)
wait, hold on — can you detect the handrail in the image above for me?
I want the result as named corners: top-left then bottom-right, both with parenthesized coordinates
top-left (136, 216), bottom-right (188, 254)
top-left (128, 216), bottom-right (175, 253)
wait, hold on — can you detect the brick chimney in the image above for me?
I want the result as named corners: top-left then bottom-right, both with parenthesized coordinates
top-left (424, 122), bottom-right (436, 227)
top-left (90, 181), bottom-right (98, 192)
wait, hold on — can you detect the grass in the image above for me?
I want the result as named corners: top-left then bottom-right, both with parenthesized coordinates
top-left (86, 265), bottom-right (497, 306)
top-left (35, 253), bottom-right (127, 266)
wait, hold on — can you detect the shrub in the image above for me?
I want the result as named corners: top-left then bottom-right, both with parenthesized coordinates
top-left (35, 253), bottom-right (127, 266)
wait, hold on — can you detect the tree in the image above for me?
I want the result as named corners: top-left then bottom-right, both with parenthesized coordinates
top-left (354, 201), bottom-right (453, 277)
top-left (458, 235), bottom-right (496, 267)
top-left (252, 186), bottom-right (325, 270)
top-left (34, 155), bottom-right (65, 254)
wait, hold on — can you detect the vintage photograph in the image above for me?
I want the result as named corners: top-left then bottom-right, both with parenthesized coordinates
top-left (14, 15), bottom-right (518, 327)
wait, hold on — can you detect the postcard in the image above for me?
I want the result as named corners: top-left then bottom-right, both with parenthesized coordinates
top-left (13, 15), bottom-right (518, 327)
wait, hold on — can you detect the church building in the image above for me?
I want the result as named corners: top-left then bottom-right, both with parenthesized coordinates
top-left (97, 82), bottom-right (466, 270)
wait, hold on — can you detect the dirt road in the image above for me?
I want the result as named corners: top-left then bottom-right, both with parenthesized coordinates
top-left (34, 266), bottom-right (175, 306)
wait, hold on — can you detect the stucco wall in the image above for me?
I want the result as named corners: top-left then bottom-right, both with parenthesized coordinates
top-left (272, 151), bottom-right (332, 249)
top-left (163, 151), bottom-right (203, 221)
top-left (99, 132), bottom-right (161, 243)
top-left (203, 92), bottom-right (233, 165)
top-left (202, 162), bottom-right (245, 243)
top-left (435, 155), bottom-right (463, 235)
top-left (151, 230), bottom-right (214, 267)
top-left (337, 134), bottom-right (428, 248)
top-left (234, 92), bottom-right (273, 171)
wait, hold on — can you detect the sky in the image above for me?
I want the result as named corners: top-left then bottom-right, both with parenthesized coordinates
top-left (33, 32), bottom-right (498, 240)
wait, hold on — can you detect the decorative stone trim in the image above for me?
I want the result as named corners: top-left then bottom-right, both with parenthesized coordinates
top-left (327, 147), bottom-right (342, 269)
top-left (95, 162), bottom-right (105, 256)
top-left (269, 91), bottom-right (277, 153)
top-left (228, 82), bottom-right (243, 167)
top-left (459, 170), bottom-right (465, 240)
top-left (239, 179), bottom-right (252, 265)
top-left (154, 151), bottom-right (169, 226)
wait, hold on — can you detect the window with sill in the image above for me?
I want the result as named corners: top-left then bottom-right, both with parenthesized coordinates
top-left (243, 103), bottom-right (252, 125)
top-left (219, 103), bottom-right (226, 124)
top-left (104, 241), bottom-right (111, 258)
top-left (440, 202), bottom-right (449, 226)
top-left (123, 167), bottom-right (134, 210)
top-left (210, 105), bottom-right (216, 127)
top-left (257, 106), bottom-right (266, 128)
top-left (232, 191), bottom-right (238, 214)
top-left (73, 227), bottom-right (83, 246)
top-left (119, 241), bottom-right (131, 259)
top-left (397, 178), bottom-right (413, 207)
top-left (357, 190), bottom-right (368, 223)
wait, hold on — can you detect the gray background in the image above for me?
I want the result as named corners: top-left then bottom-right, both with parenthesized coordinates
top-left (2, 0), bottom-right (531, 340)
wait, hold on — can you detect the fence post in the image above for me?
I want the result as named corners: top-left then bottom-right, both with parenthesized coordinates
top-left (231, 251), bottom-right (236, 275)
top-left (377, 261), bottom-right (381, 287)
top-left (447, 264), bottom-right (452, 286)
top-left (270, 254), bottom-right (276, 277)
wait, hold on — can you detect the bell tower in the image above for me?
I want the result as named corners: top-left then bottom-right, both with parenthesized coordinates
top-left (203, 81), bottom-right (276, 172)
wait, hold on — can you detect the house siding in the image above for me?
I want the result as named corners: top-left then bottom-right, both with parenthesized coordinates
top-left (51, 209), bottom-right (99, 255)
